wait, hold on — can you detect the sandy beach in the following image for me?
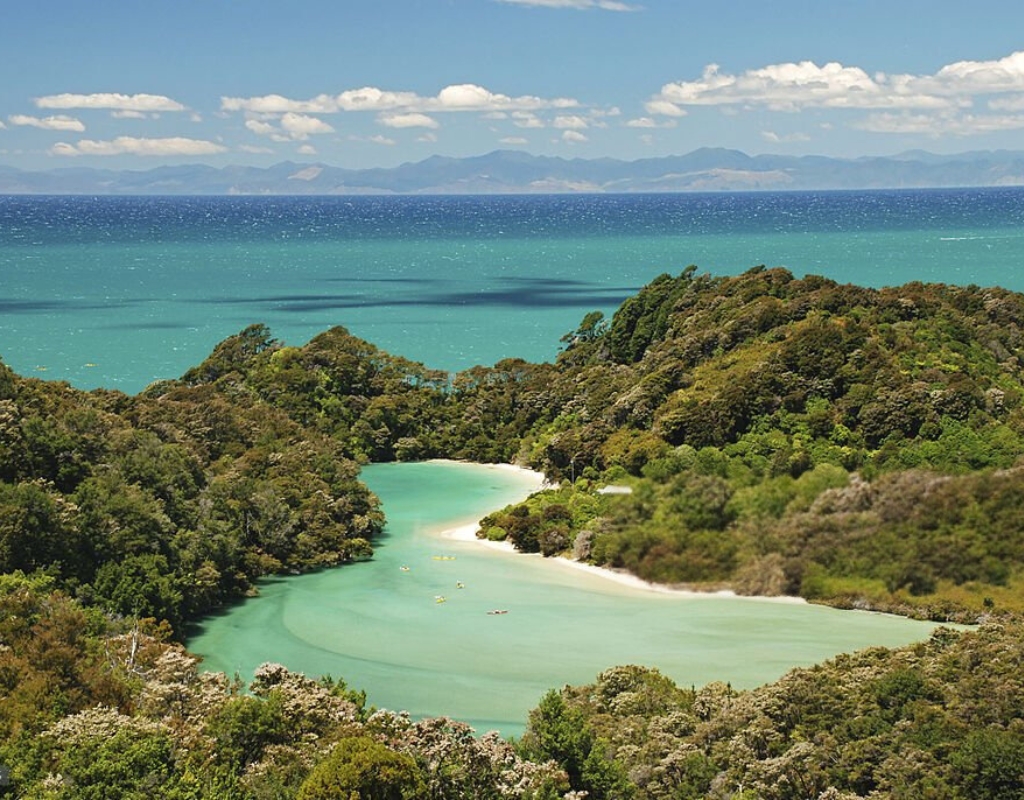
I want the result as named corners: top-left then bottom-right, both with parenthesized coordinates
top-left (435, 462), bottom-right (806, 603)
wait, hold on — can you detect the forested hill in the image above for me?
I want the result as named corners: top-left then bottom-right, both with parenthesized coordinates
top-left (7, 269), bottom-right (1024, 796)
top-left (14, 266), bottom-right (1024, 628)
top-left (155, 267), bottom-right (1024, 620)
top-left (0, 353), bottom-right (382, 631)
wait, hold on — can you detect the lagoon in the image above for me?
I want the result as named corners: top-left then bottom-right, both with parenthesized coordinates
top-left (189, 460), bottom-right (947, 738)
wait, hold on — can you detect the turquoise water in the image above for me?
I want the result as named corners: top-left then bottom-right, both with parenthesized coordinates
top-left (3, 191), bottom-right (1008, 734)
top-left (189, 461), bottom-right (946, 737)
top-left (2, 191), bottom-right (1023, 393)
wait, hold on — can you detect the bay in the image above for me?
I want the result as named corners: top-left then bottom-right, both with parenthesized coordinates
top-left (188, 460), bottom-right (947, 738)
top-left (2, 190), bottom-right (1024, 394)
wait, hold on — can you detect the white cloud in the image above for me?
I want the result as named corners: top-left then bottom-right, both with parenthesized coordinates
top-left (512, 111), bottom-right (544, 128)
top-left (370, 134), bottom-right (396, 145)
top-left (500, 136), bottom-right (528, 145)
top-left (296, 144), bottom-right (317, 155)
top-left (336, 87), bottom-right (420, 112)
top-left (562, 130), bottom-right (588, 143)
top-left (378, 112), bottom-right (440, 129)
top-left (648, 50), bottom-right (1024, 119)
top-left (625, 116), bottom-right (677, 129)
top-left (761, 130), bottom-right (811, 143)
top-left (245, 114), bottom-right (333, 141)
top-left (0, 120), bottom-right (5, 129)
top-left (111, 110), bottom-right (148, 120)
top-left (644, 99), bottom-right (687, 117)
top-left (650, 60), bottom-right (951, 113)
top-left (35, 92), bottom-right (186, 112)
top-left (279, 112), bottom-right (334, 139)
top-left (50, 136), bottom-right (227, 157)
top-left (221, 82), bottom-right (579, 115)
top-left (923, 50), bottom-right (1024, 95)
top-left (221, 93), bottom-right (340, 114)
top-left (496, 0), bottom-right (641, 10)
top-left (9, 114), bottom-right (85, 132)
top-left (417, 132), bottom-right (438, 143)
top-left (245, 119), bottom-right (278, 136)
top-left (553, 114), bottom-right (588, 129)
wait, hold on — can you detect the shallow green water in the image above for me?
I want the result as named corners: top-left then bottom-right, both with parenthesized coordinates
top-left (188, 461), bottom-right (947, 737)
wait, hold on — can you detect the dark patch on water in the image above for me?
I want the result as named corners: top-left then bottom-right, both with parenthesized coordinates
top-left (269, 287), bottom-right (636, 312)
top-left (196, 293), bottom-right (363, 305)
top-left (0, 298), bottom-right (137, 313)
top-left (193, 277), bottom-right (639, 313)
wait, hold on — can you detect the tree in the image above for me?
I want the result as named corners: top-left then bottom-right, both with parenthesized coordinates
top-left (297, 736), bottom-right (426, 800)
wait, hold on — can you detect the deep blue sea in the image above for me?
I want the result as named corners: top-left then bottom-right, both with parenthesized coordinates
top-left (2, 189), bottom-right (1024, 394)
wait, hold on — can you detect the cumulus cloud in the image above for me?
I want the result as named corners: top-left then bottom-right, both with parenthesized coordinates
top-left (553, 114), bottom-right (588, 129)
top-left (500, 136), bottom-right (529, 145)
top-left (512, 111), bottom-right (544, 128)
top-left (625, 116), bottom-right (677, 128)
top-left (296, 144), bottom-right (317, 155)
top-left (496, 0), bottom-right (641, 10)
top-left (221, 82), bottom-right (578, 115)
top-left (9, 114), bottom-right (85, 132)
top-left (647, 50), bottom-right (1024, 118)
top-left (279, 112), bottom-right (334, 139)
top-left (417, 132), bottom-right (438, 143)
top-left (35, 93), bottom-right (186, 112)
top-left (378, 112), bottom-right (440, 129)
top-left (648, 61), bottom-right (952, 114)
top-left (369, 134), bottom-right (396, 145)
top-left (562, 130), bottom-right (588, 143)
top-left (220, 93), bottom-right (339, 114)
top-left (50, 136), bottom-right (227, 157)
top-left (111, 110), bottom-right (148, 120)
top-left (922, 50), bottom-right (1024, 96)
top-left (245, 114), bottom-right (333, 141)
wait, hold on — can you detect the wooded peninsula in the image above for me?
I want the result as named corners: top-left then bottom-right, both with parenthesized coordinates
top-left (4, 267), bottom-right (1024, 797)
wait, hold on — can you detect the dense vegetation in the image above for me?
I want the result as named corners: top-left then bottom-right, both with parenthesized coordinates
top-left (0, 345), bottom-right (382, 632)
top-left (157, 268), bottom-right (1024, 620)
top-left (3, 571), bottom-right (1024, 798)
top-left (519, 622), bottom-right (1024, 800)
top-left (5, 266), bottom-right (1024, 796)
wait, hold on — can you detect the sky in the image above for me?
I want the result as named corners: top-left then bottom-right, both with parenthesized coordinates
top-left (3, 0), bottom-right (1024, 171)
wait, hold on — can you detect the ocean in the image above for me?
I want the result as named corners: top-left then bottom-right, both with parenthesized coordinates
top-left (3, 189), bottom-right (1024, 393)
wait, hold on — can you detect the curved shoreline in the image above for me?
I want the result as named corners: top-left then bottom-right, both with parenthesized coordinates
top-left (433, 462), bottom-right (807, 605)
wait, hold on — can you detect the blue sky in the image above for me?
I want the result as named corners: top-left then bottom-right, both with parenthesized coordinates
top-left (3, 0), bottom-right (1024, 170)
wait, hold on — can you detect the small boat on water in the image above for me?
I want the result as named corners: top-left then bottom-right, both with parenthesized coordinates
top-left (399, 565), bottom-right (410, 572)
top-left (432, 555), bottom-right (457, 561)
top-left (456, 581), bottom-right (465, 589)
top-left (486, 609), bottom-right (508, 615)
top-left (435, 595), bottom-right (447, 604)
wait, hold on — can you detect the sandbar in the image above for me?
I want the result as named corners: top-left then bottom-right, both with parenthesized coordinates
top-left (434, 462), bottom-right (805, 604)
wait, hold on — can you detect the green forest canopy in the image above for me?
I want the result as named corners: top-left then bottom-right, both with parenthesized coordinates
top-left (5, 267), bottom-right (1024, 796)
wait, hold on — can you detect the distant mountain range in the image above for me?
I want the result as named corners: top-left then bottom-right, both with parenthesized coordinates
top-left (3, 148), bottom-right (1024, 194)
